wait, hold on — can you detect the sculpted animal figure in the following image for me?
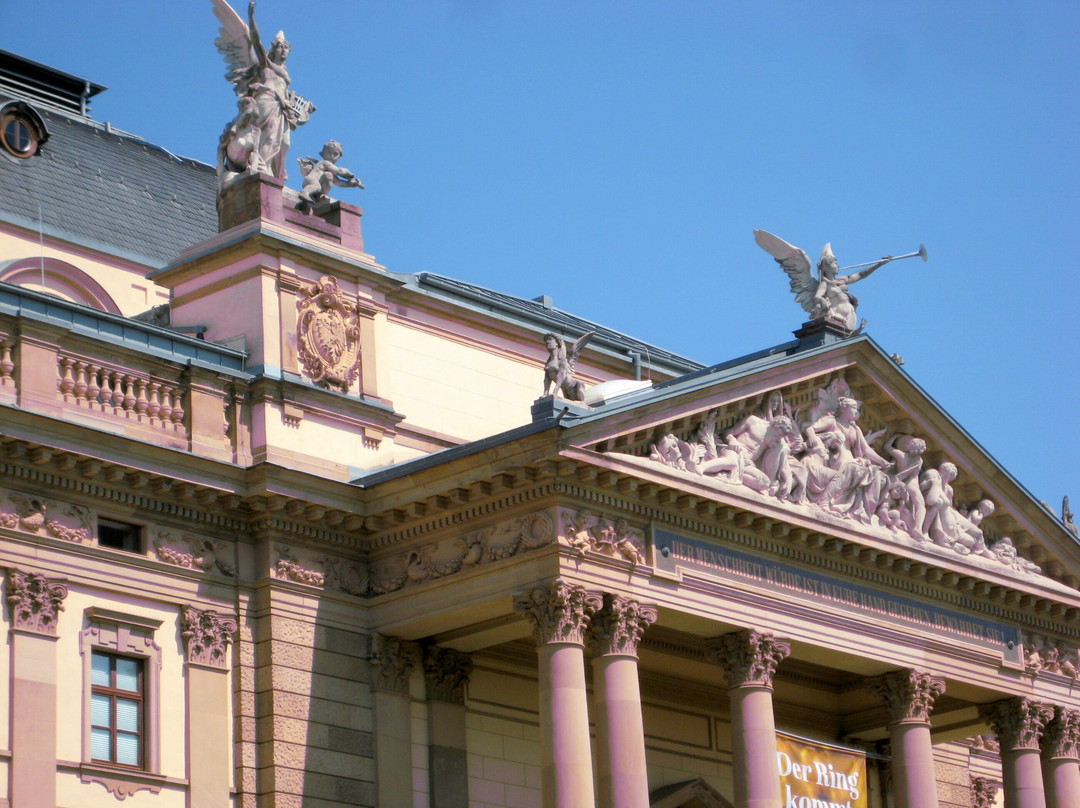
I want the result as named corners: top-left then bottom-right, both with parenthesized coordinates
top-left (543, 331), bottom-right (595, 401)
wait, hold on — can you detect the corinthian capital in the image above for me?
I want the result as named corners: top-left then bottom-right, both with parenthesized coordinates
top-left (181, 605), bottom-right (237, 669)
top-left (970, 777), bottom-right (1000, 808)
top-left (587, 594), bottom-right (658, 658)
top-left (423, 646), bottom-right (472, 704)
top-left (1040, 706), bottom-right (1080, 760)
top-left (6, 569), bottom-right (69, 636)
top-left (979, 698), bottom-right (1054, 751)
top-left (871, 669), bottom-right (946, 725)
top-left (513, 579), bottom-right (602, 646)
top-left (369, 634), bottom-right (417, 694)
top-left (706, 629), bottom-right (791, 689)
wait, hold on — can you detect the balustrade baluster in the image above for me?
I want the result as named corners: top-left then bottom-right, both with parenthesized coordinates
top-left (86, 364), bottom-right (101, 409)
top-left (0, 340), bottom-right (14, 385)
top-left (135, 377), bottom-right (149, 417)
top-left (59, 357), bottom-right (75, 398)
top-left (73, 362), bottom-right (88, 404)
top-left (171, 389), bottom-right (185, 432)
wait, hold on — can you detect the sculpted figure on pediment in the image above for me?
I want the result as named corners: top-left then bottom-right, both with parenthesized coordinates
top-left (631, 378), bottom-right (1045, 577)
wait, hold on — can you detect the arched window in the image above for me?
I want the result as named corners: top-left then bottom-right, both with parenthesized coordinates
top-left (0, 257), bottom-right (122, 314)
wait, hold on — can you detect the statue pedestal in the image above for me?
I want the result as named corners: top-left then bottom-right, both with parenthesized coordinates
top-left (216, 172), bottom-right (365, 253)
top-left (793, 317), bottom-right (853, 350)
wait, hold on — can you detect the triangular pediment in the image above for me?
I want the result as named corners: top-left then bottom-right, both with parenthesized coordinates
top-left (560, 335), bottom-right (1080, 598)
top-left (649, 778), bottom-right (734, 808)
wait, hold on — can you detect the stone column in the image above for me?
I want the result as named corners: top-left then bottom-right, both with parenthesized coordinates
top-left (980, 698), bottom-right (1055, 808)
top-left (370, 634), bottom-right (418, 808)
top-left (423, 646), bottom-right (473, 808)
top-left (7, 568), bottom-right (68, 808)
top-left (1039, 707), bottom-right (1080, 808)
top-left (587, 594), bottom-right (657, 808)
top-left (514, 579), bottom-right (602, 808)
top-left (870, 669), bottom-right (946, 808)
top-left (971, 777), bottom-right (1001, 808)
top-left (181, 605), bottom-right (237, 808)
top-left (706, 629), bottom-right (791, 808)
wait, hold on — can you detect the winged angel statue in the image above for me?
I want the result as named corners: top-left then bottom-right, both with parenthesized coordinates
top-left (754, 230), bottom-right (893, 332)
top-left (543, 331), bottom-right (595, 401)
top-left (212, 0), bottom-right (314, 188)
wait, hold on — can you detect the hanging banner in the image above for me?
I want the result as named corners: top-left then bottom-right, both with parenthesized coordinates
top-left (776, 732), bottom-right (868, 808)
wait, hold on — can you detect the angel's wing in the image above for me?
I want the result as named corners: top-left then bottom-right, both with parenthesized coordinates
top-left (297, 156), bottom-right (316, 179)
top-left (753, 230), bottom-right (818, 314)
top-left (566, 331), bottom-right (596, 369)
top-left (211, 0), bottom-right (256, 86)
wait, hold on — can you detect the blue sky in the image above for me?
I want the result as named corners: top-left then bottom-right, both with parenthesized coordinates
top-left (5, 1), bottom-right (1078, 516)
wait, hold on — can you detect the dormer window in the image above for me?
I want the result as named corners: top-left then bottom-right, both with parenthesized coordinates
top-left (0, 101), bottom-right (48, 159)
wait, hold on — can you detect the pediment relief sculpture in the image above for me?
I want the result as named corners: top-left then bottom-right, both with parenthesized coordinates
top-left (297, 275), bottom-right (362, 392)
top-left (623, 378), bottom-right (1045, 577)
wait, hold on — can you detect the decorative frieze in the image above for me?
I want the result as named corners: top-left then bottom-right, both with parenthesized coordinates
top-left (562, 510), bottom-right (645, 565)
top-left (274, 545), bottom-right (325, 586)
top-left (180, 605), bottom-right (237, 669)
top-left (1040, 706), bottom-right (1080, 760)
top-left (297, 275), bottom-right (362, 393)
top-left (369, 511), bottom-right (554, 595)
top-left (705, 629), bottom-right (790, 689)
top-left (1023, 635), bottom-right (1079, 679)
top-left (370, 634), bottom-right (416, 694)
top-left (979, 698), bottom-right (1054, 751)
top-left (628, 378), bottom-right (1043, 578)
top-left (513, 579), bottom-right (602, 646)
top-left (970, 777), bottom-right (1000, 808)
top-left (870, 669), bottom-right (946, 725)
top-left (323, 556), bottom-right (368, 596)
top-left (423, 646), bottom-right (472, 704)
top-left (153, 531), bottom-right (237, 577)
top-left (970, 734), bottom-right (1000, 753)
top-left (6, 569), bottom-right (69, 635)
top-left (0, 490), bottom-right (90, 544)
top-left (586, 594), bottom-right (657, 658)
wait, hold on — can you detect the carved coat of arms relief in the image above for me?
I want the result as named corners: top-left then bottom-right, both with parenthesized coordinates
top-left (297, 275), bottom-right (362, 392)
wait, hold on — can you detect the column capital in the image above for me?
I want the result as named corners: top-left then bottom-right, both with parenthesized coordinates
top-left (6, 568), bottom-right (68, 636)
top-left (979, 697), bottom-right (1055, 751)
top-left (513, 579), bottom-right (602, 646)
top-left (587, 594), bottom-right (657, 658)
top-left (970, 776), bottom-right (1000, 808)
top-left (180, 605), bottom-right (237, 669)
top-left (423, 645), bottom-right (472, 704)
top-left (870, 669), bottom-right (946, 725)
top-left (705, 629), bottom-right (790, 689)
top-left (1041, 706), bottom-right (1080, 761)
top-left (370, 633), bottom-right (417, 694)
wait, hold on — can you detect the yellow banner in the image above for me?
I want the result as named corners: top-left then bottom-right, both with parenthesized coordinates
top-left (776, 733), bottom-right (868, 808)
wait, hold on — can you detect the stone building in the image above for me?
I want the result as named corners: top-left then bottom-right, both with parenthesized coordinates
top-left (1, 46), bottom-right (1078, 808)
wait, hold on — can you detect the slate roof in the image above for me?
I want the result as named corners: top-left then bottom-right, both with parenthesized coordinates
top-left (0, 101), bottom-right (218, 267)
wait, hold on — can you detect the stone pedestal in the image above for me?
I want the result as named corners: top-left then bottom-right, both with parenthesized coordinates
top-left (588, 595), bottom-right (657, 808)
top-left (515, 580), bottom-right (602, 808)
top-left (871, 669), bottom-right (946, 808)
top-left (981, 698), bottom-right (1054, 808)
top-left (707, 630), bottom-right (790, 808)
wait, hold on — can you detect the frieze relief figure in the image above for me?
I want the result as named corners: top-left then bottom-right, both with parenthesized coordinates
top-left (630, 378), bottom-right (1044, 577)
top-left (563, 510), bottom-right (645, 565)
top-left (212, 0), bottom-right (314, 187)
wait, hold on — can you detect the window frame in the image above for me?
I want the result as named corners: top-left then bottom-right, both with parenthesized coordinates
top-left (80, 608), bottom-right (163, 774)
top-left (90, 651), bottom-right (146, 769)
top-left (96, 517), bottom-right (145, 554)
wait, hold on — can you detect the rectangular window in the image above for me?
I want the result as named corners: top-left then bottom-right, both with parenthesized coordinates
top-left (97, 518), bottom-right (142, 553)
top-left (90, 651), bottom-right (144, 768)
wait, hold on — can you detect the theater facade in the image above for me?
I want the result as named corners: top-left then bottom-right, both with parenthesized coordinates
top-left (0, 40), bottom-right (1078, 808)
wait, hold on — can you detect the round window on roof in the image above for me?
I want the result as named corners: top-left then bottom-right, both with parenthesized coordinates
top-left (1, 110), bottom-right (38, 158)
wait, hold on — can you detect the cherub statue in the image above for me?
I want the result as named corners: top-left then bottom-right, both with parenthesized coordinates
top-left (213, 0), bottom-right (315, 187)
top-left (542, 332), bottom-right (595, 401)
top-left (754, 230), bottom-right (894, 332)
top-left (297, 141), bottom-right (364, 211)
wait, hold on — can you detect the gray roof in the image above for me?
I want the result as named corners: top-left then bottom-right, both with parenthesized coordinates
top-left (0, 102), bottom-right (218, 267)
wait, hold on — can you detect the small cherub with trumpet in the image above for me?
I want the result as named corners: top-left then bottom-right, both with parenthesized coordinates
top-left (296, 140), bottom-right (364, 212)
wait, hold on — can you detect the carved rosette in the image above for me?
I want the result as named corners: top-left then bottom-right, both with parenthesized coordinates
top-left (180, 605), bottom-right (237, 669)
top-left (970, 777), bottom-right (1000, 808)
top-left (586, 594), bottom-right (658, 658)
top-left (370, 634), bottom-right (416, 694)
top-left (1040, 706), bottom-right (1080, 760)
top-left (423, 646), bottom-right (472, 705)
top-left (979, 698), bottom-right (1055, 751)
top-left (705, 629), bottom-right (791, 689)
top-left (296, 275), bottom-right (361, 392)
top-left (871, 669), bottom-right (946, 726)
top-left (513, 579), bottom-right (602, 646)
top-left (6, 569), bottom-right (68, 635)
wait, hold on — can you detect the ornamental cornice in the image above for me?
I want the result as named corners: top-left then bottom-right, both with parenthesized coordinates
top-left (705, 629), bottom-right (791, 689)
top-left (180, 605), bottom-right (237, 668)
top-left (870, 669), bottom-right (946, 725)
top-left (586, 594), bottom-right (658, 658)
top-left (1040, 706), bottom-right (1080, 760)
top-left (513, 579), bottom-right (603, 646)
top-left (6, 568), bottom-right (69, 635)
top-left (979, 698), bottom-right (1054, 751)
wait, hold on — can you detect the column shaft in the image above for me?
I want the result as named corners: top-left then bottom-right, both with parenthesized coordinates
top-left (539, 642), bottom-right (595, 808)
top-left (1042, 758), bottom-right (1080, 808)
top-left (593, 655), bottom-right (649, 808)
top-left (729, 686), bottom-right (781, 808)
top-left (1003, 749), bottom-right (1047, 808)
top-left (11, 632), bottom-right (58, 808)
top-left (889, 721), bottom-right (939, 808)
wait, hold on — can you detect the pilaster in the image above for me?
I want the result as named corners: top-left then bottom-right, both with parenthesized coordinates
top-left (369, 634), bottom-right (417, 808)
top-left (423, 646), bottom-right (472, 808)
